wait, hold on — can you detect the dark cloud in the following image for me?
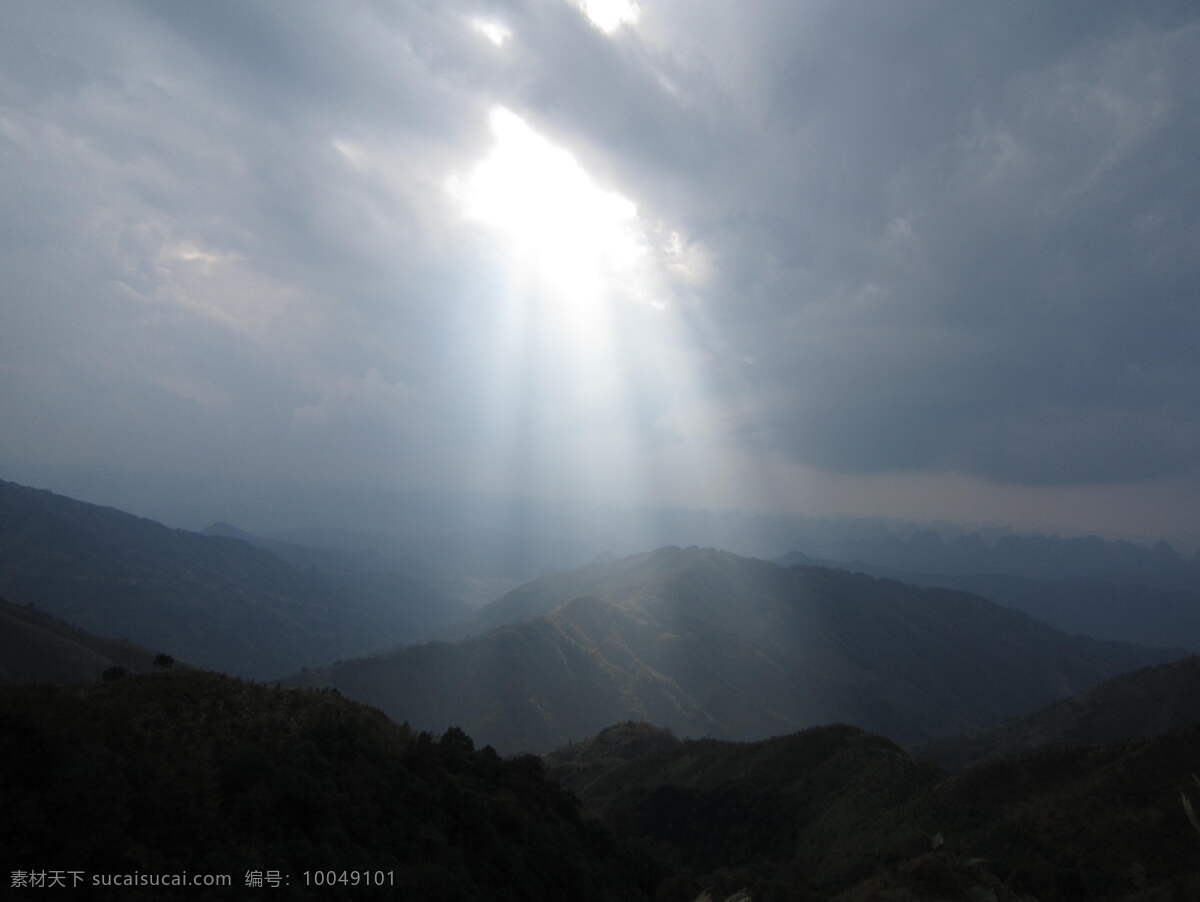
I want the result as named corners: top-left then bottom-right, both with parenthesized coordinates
top-left (1, 0), bottom-right (1198, 545)
top-left (643, 1), bottom-right (1200, 487)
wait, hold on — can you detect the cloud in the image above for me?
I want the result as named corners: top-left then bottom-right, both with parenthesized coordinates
top-left (1, 0), bottom-right (1198, 544)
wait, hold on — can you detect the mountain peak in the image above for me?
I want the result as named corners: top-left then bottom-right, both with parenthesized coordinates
top-left (202, 521), bottom-right (255, 541)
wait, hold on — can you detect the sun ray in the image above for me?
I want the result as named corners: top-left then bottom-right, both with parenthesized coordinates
top-left (446, 105), bottom-right (767, 522)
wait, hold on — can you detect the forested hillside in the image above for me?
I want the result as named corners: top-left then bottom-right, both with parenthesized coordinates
top-left (0, 672), bottom-right (654, 901)
top-left (917, 655), bottom-right (1200, 771)
top-left (548, 719), bottom-right (1200, 901)
top-left (0, 597), bottom-right (166, 683)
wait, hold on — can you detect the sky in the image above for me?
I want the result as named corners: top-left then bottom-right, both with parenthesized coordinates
top-left (2, 0), bottom-right (1199, 549)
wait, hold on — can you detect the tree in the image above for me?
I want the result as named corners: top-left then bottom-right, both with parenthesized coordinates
top-left (439, 726), bottom-right (475, 757)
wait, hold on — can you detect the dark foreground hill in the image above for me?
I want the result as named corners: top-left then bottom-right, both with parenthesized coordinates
top-left (0, 479), bottom-right (467, 677)
top-left (0, 597), bottom-right (168, 683)
top-left (547, 719), bottom-right (1200, 901)
top-left (0, 671), bottom-right (653, 901)
top-left (7, 669), bottom-right (1199, 902)
top-left (295, 547), bottom-right (1178, 753)
top-left (548, 721), bottom-right (936, 899)
top-left (918, 654), bottom-right (1200, 772)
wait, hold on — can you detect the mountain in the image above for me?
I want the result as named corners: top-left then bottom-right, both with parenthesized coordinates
top-left (202, 519), bottom-right (420, 578)
top-left (778, 527), bottom-right (1200, 588)
top-left (203, 521), bottom-right (525, 611)
top-left (946, 574), bottom-right (1200, 651)
top-left (202, 520), bottom-right (258, 542)
top-left (917, 654), bottom-right (1200, 772)
top-left (547, 721), bottom-right (938, 898)
top-left (294, 546), bottom-right (1179, 753)
top-left (9, 669), bottom-right (1200, 902)
top-left (0, 479), bottom-right (468, 678)
top-left (0, 671), bottom-right (653, 901)
top-left (776, 549), bottom-right (1200, 652)
top-left (545, 718), bottom-right (1200, 901)
top-left (0, 597), bottom-right (167, 683)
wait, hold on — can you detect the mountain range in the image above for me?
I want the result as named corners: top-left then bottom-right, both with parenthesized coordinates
top-left (294, 546), bottom-right (1180, 753)
top-left (777, 548), bottom-right (1200, 651)
top-left (778, 526), bottom-right (1200, 588)
top-left (3, 477), bottom-right (1200, 899)
top-left (0, 479), bottom-right (467, 678)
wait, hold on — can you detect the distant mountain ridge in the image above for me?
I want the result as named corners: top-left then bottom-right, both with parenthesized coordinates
top-left (778, 526), bottom-right (1200, 587)
top-left (294, 546), bottom-right (1180, 753)
top-left (776, 550), bottom-right (1200, 650)
top-left (0, 478), bottom-right (467, 678)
